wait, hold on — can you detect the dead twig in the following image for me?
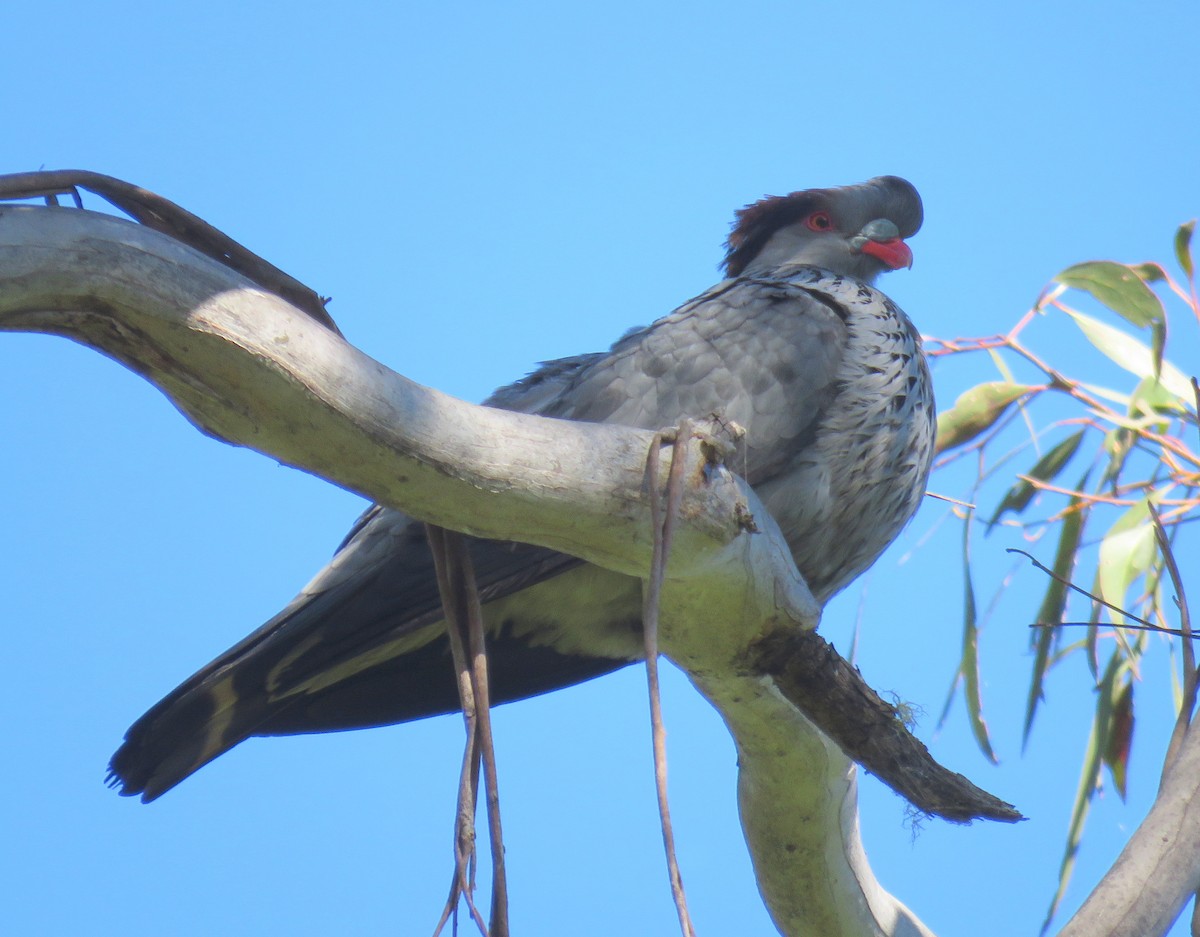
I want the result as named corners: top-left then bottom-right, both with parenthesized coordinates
top-left (454, 530), bottom-right (510, 935)
top-left (924, 491), bottom-right (977, 509)
top-left (0, 169), bottom-right (339, 334)
top-left (643, 421), bottom-right (698, 937)
top-left (427, 525), bottom-right (506, 935)
top-left (1008, 548), bottom-right (1164, 632)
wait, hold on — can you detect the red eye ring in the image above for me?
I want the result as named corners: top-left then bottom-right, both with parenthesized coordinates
top-left (805, 211), bottom-right (833, 232)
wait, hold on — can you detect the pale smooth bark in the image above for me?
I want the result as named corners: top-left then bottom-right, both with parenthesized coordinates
top-left (1057, 717), bottom-right (1200, 937)
top-left (0, 203), bottom-right (935, 936)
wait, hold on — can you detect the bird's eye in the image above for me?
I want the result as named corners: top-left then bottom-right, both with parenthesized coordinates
top-left (805, 211), bottom-right (833, 232)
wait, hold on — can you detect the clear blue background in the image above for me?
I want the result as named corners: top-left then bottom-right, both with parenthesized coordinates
top-left (3, 2), bottom-right (1199, 934)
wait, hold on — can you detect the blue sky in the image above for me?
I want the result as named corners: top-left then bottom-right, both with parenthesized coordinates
top-left (3, 2), bottom-right (1199, 935)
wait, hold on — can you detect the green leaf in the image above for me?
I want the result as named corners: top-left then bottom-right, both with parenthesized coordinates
top-left (1056, 260), bottom-right (1165, 329)
top-left (1040, 651), bottom-right (1121, 933)
top-left (1169, 643), bottom-right (1184, 713)
top-left (987, 347), bottom-right (1017, 384)
top-left (1099, 426), bottom-right (1135, 488)
top-left (1130, 262), bottom-right (1167, 283)
top-left (1097, 498), bottom-right (1156, 617)
top-left (959, 510), bottom-right (998, 763)
top-left (1063, 309), bottom-right (1193, 400)
top-left (1086, 573), bottom-right (1102, 680)
top-left (1023, 491), bottom-right (1088, 748)
top-left (935, 382), bottom-right (1037, 454)
top-left (1176, 220), bottom-right (1196, 279)
top-left (1079, 381), bottom-right (1131, 407)
top-left (1103, 677), bottom-right (1134, 801)
top-left (1151, 320), bottom-right (1166, 386)
top-left (988, 430), bottom-right (1085, 529)
top-left (1128, 375), bottom-right (1187, 420)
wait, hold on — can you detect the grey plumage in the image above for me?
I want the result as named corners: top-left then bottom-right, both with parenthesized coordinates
top-left (108, 175), bottom-right (935, 801)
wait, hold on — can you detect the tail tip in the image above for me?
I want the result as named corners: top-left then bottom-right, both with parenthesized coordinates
top-left (106, 752), bottom-right (160, 803)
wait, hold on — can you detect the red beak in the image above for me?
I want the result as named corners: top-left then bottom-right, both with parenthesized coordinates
top-left (860, 237), bottom-right (913, 270)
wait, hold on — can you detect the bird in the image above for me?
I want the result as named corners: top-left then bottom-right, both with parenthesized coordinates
top-left (108, 175), bottom-right (935, 802)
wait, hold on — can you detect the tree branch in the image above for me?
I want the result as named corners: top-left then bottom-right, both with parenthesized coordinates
top-left (752, 630), bottom-right (1021, 823)
top-left (0, 197), bottom-right (1016, 936)
top-left (1056, 712), bottom-right (1200, 937)
top-left (0, 169), bottom-right (338, 333)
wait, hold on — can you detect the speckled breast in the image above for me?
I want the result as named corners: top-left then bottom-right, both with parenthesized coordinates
top-left (761, 268), bottom-right (936, 604)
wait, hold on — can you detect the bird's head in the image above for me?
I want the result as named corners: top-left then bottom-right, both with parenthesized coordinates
top-left (722, 175), bottom-right (923, 283)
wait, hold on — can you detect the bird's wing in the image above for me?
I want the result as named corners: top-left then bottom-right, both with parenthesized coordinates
top-left (109, 272), bottom-right (851, 801)
top-left (536, 275), bottom-right (848, 483)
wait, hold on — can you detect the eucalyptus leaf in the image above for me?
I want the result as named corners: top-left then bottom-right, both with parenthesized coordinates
top-left (935, 382), bottom-right (1037, 454)
top-left (1064, 309), bottom-right (1192, 400)
top-left (1176, 220), bottom-right (1196, 279)
top-left (1097, 499), bottom-right (1155, 616)
top-left (1041, 651), bottom-right (1121, 932)
top-left (1100, 426), bottom-right (1134, 488)
top-left (1078, 382), bottom-right (1131, 407)
top-left (1023, 491), bottom-right (1088, 748)
top-left (1130, 262), bottom-right (1167, 283)
top-left (989, 430), bottom-right (1085, 529)
top-left (1129, 375), bottom-right (1187, 419)
top-left (1103, 678), bottom-right (1134, 801)
top-left (987, 346), bottom-right (1017, 384)
top-left (1087, 574), bottom-right (1101, 680)
top-left (1056, 260), bottom-right (1165, 329)
top-left (960, 512), bottom-right (998, 763)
